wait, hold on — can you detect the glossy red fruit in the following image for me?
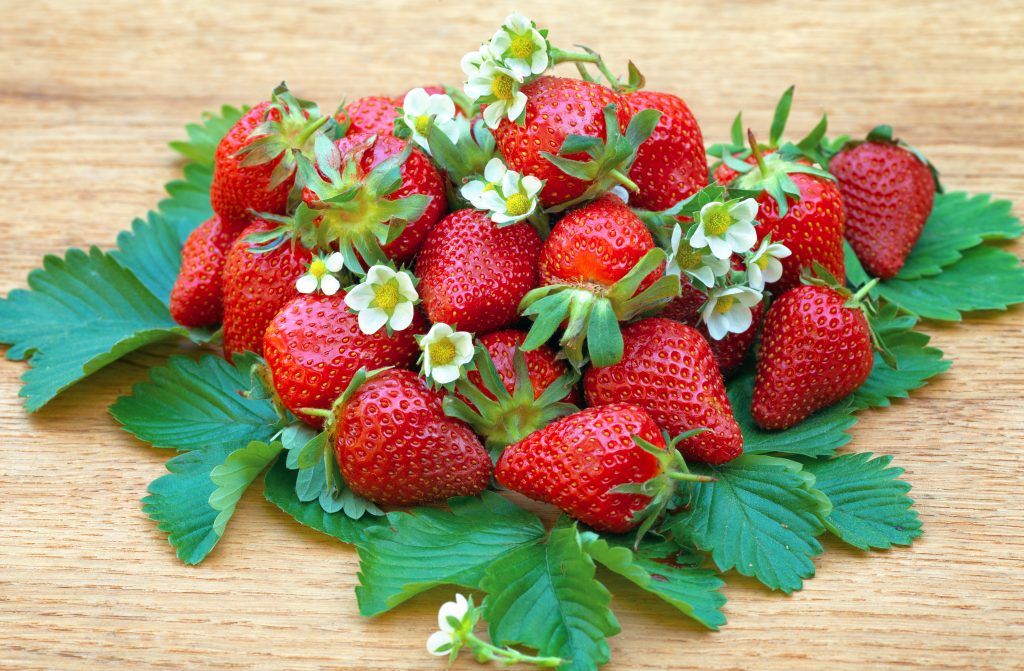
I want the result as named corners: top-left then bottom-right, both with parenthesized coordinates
top-left (584, 318), bottom-right (743, 465)
top-left (221, 220), bottom-right (312, 358)
top-left (496, 403), bottom-right (667, 533)
top-left (210, 102), bottom-right (292, 229)
top-left (333, 369), bottom-right (491, 506)
top-left (493, 76), bottom-right (629, 208)
top-left (626, 90), bottom-right (707, 210)
top-left (465, 329), bottom-right (579, 405)
top-left (752, 284), bottom-right (874, 429)
top-left (340, 96), bottom-right (399, 137)
top-left (830, 140), bottom-right (936, 278)
top-left (263, 292), bottom-right (426, 427)
top-left (416, 209), bottom-right (541, 333)
top-left (170, 215), bottom-right (237, 328)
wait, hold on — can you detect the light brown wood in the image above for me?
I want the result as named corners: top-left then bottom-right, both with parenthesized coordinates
top-left (1, 1), bottom-right (1023, 669)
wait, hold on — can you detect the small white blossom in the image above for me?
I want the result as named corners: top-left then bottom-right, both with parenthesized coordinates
top-left (464, 59), bottom-right (528, 129)
top-left (461, 158), bottom-right (541, 225)
top-left (426, 593), bottom-right (471, 656)
top-left (689, 198), bottom-right (759, 260)
top-left (460, 47), bottom-right (488, 82)
top-left (459, 158), bottom-right (509, 210)
top-left (666, 223), bottom-right (730, 288)
top-left (420, 323), bottom-right (475, 385)
top-left (402, 88), bottom-right (459, 153)
top-left (295, 252), bottom-right (344, 296)
top-left (343, 265), bottom-right (419, 335)
top-left (486, 14), bottom-right (550, 79)
top-left (701, 285), bottom-right (763, 340)
top-left (745, 238), bottom-right (792, 291)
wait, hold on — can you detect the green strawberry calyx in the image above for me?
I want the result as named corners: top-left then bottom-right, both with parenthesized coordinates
top-left (729, 129), bottom-right (835, 218)
top-left (444, 345), bottom-right (579, 460)
top-left (518, 247), bottom-right (681, 369)
top-left (540, 103), bottom-right (662, 213)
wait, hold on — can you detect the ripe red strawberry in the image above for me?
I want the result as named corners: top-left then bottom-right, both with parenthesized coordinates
top-left (415, 209), bottom-right (540, 333)
top-left (221, 219), bottom-right (312, 358)
top-left (493, 76), bottom-right (630, 208)
top-left (300, 132), bottom-right (445, 264)
top-left (752, 283), bottom-right (875, 430)
top-left (466, 329), bottom-right (579, 405)
top-left (333, 369), bottom-right (491, 506)
top-left (169, 215), bottom-right (236, 328)
top-left (626, 90), bottom-right (708, 210)
top-left (263, 292), bottom-right (426, 427)
top-left (521, 194), bottom-right (676, 367)
top-left (339, 95), bottom-right (399, 137)
top-left (828, 126), bottom-right (939, 278)
top-left (496, 403), bottom-right (710, 534)
top-left (584, 318), bottom-right (743, 465)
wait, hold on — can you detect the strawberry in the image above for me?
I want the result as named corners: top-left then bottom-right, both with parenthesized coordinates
top-left (415, 209), bottom-right (541, 333)
top-left (828, 125), bottom-right (940, 278)
top-left (520, 194), bottom-right (678, 367)
top-left (338, 95), bottom-right (399, 137)
top-left (626, 89), bottom-right (708, 210)
top-left (495, 403), bottom-right (710, 534)
top-left (752, 278), bottom-right (877, 430)
top-left (467, 329), bottom-right (579, 405)
top-left (221, 218), bottom-right (312, 358)
top-left (333, 369), bottom-right (491, 506)
top-left (298, 133), bottom-right (445, 266)
top-left (583, 317), bottom-right (743, 465)
top-left (169, 215), bottom-right (236, 328)
top-left (210, 84), bottom-right (328, 229)
top-left (263, 291), bottom-right (426, 426)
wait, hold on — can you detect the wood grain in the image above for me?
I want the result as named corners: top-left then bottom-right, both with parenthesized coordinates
top-left (1, 1), bottom-right (1023, 669)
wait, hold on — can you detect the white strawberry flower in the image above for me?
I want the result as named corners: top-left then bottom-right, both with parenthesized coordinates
top-left (667, 223), bottom-right (730, 288)
top-left (426, 593), bottom-right (471, 656)
top-left (701, 285), bottom-right (763, 340)
top-left (745, 237), bottom-right (792, 291)
top-left (419, 323), bottom-right (475, 385)
top-left (460, 46), bottom-right (488, 82)
top-left (487, 13), bottom-right (550, 79)
top-left (462, 158), bottom-right (541, 225)
top-left (459, 157), bottom-right (509, 210)
top-left (464, 59), bottom-right (528, 129)
top-left (295, 252), bottom-right (344, 296)
top-left (689, 198), bottom-right (759, 260)
top-left (402, 88), bottom-right (459, 153)
top-left (343, 265), bottom-right (419, 335)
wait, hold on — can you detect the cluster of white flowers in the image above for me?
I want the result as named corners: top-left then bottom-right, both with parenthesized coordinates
top-left (666, 198), bottom-right (792, 340)
top-left (400, 88), bottom-right (459, 154)
top-left (460, 157), bottom-right (542, 225)
top-left (462, 14), bottom-right (550, 128)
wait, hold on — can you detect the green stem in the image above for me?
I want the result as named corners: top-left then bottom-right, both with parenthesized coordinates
top-left (609, 168), bottom-right (639, 192)
top-left (667, 471), bottom-right (717, 483)
top-left (551, 47), bottom-right (620, 90)
top-left (464, 632), bottom-right (564, 667)
top-left (296, 114), bottom-right (330, 148)
top-left (851, 277), bottom-right (881, 303)
top-left (299, 407), bottom-right (334, 419)
top-left (748, 129), bottom-right (768, 173)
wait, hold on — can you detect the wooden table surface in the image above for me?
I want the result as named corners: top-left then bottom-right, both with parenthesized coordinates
top-left (2, 1), bottom-right (1023, 669)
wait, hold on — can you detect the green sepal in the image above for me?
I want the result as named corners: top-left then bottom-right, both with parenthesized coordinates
top-left (769, 85), bottom-right (795, 148)
top-left (731, 131), bottom-right (834, 218)
top-left (426, 116), bottom-right (498, 190)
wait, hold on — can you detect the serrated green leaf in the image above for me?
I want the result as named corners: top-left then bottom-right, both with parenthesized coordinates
top-left (110, 353), bottom-right (280, 452)
top-left (727, 372), bottom-right (856, 457)
top-left (666, 454), bottom-right (826, 593)
top-left (482, 525), bottom-right (620, 671)
top-left (168, 104), bottom-right (246, 169)
top-left (208, 440), bottom-right (283, 536)
top-left (112, 212), bottom-right (196, 307)
top-left (355, 493), bottom-right (545, 616)
top-left (878, 246), bottom-right (1024, 320)
top-left (801, 453), bottom-right (922, 550)
top-left (581, 533), bottom-right (725, 630)
top-left (263, 458), bottom-right (381, 546)
top-left (142, 443), bottom-right (234, 565)
top-left (896, 192), bottom-right (1022, 280)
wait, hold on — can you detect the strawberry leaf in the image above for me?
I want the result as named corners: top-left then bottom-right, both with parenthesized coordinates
top-left (800, 453), bottom-right (922, 550)
top-left (727, 371), bottom-right (856, 457)
top-left (110, 353), bottom-right (281, 452)
top-left (481, 524), bottom-right (620, 671)
top-left (355, 492), bottom-right (545, 616)
top-left (580, 532), bottom-right (726, 630)
top-left (208, 440), bottom-right (284, 536)
top-left (169, 104), bottom-right (246, 168)
top-left (665, 454), bottom-right (828, 593)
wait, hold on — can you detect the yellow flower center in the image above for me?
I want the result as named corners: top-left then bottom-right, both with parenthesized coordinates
top-left (428, 339), bottom-right (457, 366)
top-left (504, 192), bottom-right (531, 216)
top-left (483, 182), bottom-right (496, 192)
top-left (309, 259), bottom-right (327, 279)
top-left (755, 254), bottom-right (772, 270)
top-left (491, 73), bottom-right (515, 101)
top-left (372, 280), bottom-right (401, 311)
top-left (675, 245), bottom-right (703, 270)
top-left (509, 34), bottom-right (536, 60)
top-left (704, 208), bottom-right (733, 236)
top-left (414, 114), bottom-right (432, 136)
top-left (714, 295), bottom-right (736, 314)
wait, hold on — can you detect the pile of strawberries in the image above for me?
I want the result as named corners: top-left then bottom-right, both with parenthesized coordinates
top-left (169, 15), bottom-right (939, 535)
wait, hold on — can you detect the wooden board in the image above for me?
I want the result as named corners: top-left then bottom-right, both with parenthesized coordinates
top-left (1, 1), bottom-right (1022, 669)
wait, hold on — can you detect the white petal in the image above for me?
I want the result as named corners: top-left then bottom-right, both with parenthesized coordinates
top-left (729, 198), bottom-right (759, 224)
top-left (763, 259), bottom-right (784, 284)
top-left (357, 307), bottom-right (389, 335)
top-left (746, 265), bottom-right (765, 291)
top-left (411, 133), bottom-right (430, 152)
top-left (320, 274), bottom-right (341, 296)
top-left (483, 101), bottom-right (507, 129)
top-left (530, 48), bottom-right (549, 74)
top-left (428, 94), bottom-right (456, 120)
top-left (492, 211), bottom-right (517, 224)
top-left (738, 288), bottom-right (763, 307)
top-left (344, 283), bottom-right (376, 310)
top-left (395, 271), bottom-right (418, 301)
top-left (426, 631), bottom-right (454, 656)
top-left (295, 274), bottom-right (318, 294)
top-left (325, 252), bottom-right (344, 272)
top-left (522, 175), bottom-right (543, 197)
top-left (481, 190), bottom-right (507, 212)
top-left (436, 117), bottom-right (461, 144)
top-left (490, 30), bottom-right (511, 54)
top-left (728, 304), bottom-right (753, 333)
top-left (688, 225), bottom-right (709, 250)
top-left (691, 266), bottom-right (715, 288)
top-left (507, 60), bottom-right (532, 80)
top-left (770, 243), bottom-right (792, 259)
top-left (465, 80), bottom-right (493, 100)
top-left (451, 332), bottom-right (475, 362)
top-left (506, 13), bottom-right (531, 32)
top-left (699, 201), bottom-right (722, 223)
top-left (389, 301), bottom-right (414, 331)
top-left (726, 221), bottom-right (758, 254)
top-left (501, 170), bottom-right (520, 196)
top-left (705, 312), bottom-right (727, 340)
top-left (707, 256), bottom-right (731, 276)
top-left (432, 364), bottom-right (461, 385)
top-left (609, 184), bottom-right (630, 204)
top-left (460, 180), bottom-right (487, 207)
top-left (365, 265), bottom-right (395, 286)
top-left (669, 224), bottom-right (683, 255)
top-left (422, 322), bottom-right (453, 345)
top-left (403, 88), bottom-right (430, 115)
top-left (460, 49), bottom-right (484, 76)
top-left (508, 92), bottom-right (528, 121)
top-left (706, 235), bottom-right (732, 260)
